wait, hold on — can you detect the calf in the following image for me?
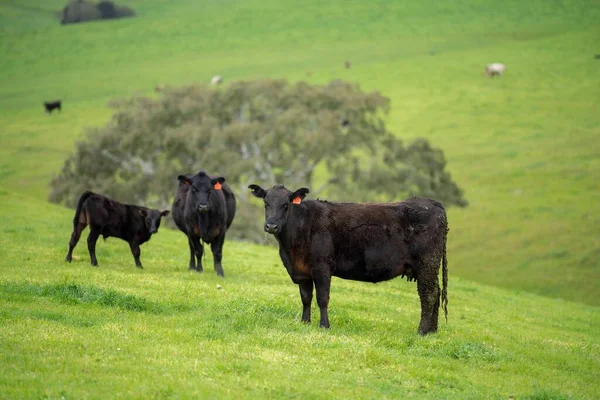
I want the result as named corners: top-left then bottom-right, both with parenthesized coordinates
top-left (249, 184), bottom-right (449, 335)
top-left (65, 191), bottom-right (169, 268)
top-left (44, 100), bottom-right (62, 113)
top-left (171, 171), bottom-right (236, 276)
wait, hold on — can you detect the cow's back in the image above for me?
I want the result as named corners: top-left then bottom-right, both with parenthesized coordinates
top-left (82, 193), bottom-right (123, 224)
top-left (80, 193), bottom-right (131, 238)
top-left (319, 198), bottom-right (444, 232)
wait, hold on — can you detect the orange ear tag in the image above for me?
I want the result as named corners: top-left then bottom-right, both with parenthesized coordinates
top-left (292, 196), bottom-right (301, 205)
top-left (214, 182), bottom-right (222, 190)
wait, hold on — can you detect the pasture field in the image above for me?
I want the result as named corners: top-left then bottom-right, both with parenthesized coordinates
top-left (1, 0), bottom-right (599, 306)
top-left (1, 0), bottom-right (600, 397)
top-left (1, 189), bottom-right (599, 399)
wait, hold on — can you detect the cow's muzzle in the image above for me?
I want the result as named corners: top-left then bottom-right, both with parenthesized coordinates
top-left (264, 223), bottom-right (278, 234)
top-left (150, 228), bottom-right (158, 234)
top-left (198, 204), bottom-right (208, 213)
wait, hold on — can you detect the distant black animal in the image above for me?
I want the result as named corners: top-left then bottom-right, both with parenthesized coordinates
top-left (172, 171), bottom-right (236, 276)
top-left (44, 100), bottom-right (61, 113)
top-left (249, 184), bottom-right (449, 335)
top-left (595, 54), bottom-right (600, 60)
top-left (65, 191), bottom-right (169, 268)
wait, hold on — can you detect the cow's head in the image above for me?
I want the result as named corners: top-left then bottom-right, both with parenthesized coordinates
top-left (139, 208), bottom-right (170, 234)
top-left (178, 172), bottom-right (225, 214)
top-left (249, 184), bottom-right (309, 235)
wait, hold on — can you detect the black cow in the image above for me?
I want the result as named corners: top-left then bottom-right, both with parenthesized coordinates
top-left (65, 191), bottom-right (169, 268)
top-left (44, 100), bottom-right (61, 113)
top-left (171, 171), bottom-right (236, 276)
top-left (249, 184), bottom-right (449, 335)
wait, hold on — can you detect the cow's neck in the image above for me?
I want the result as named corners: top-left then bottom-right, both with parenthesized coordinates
top-left (125, 206), bottom-right (148, 241)
top-left (197, 196), bottom-right (225, 228)
top-left (276, 206), bottom-right (310, 255)
top-left (197, 212), bottom-right (213, 234)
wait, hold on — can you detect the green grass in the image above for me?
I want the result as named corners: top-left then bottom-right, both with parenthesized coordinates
top-left (1, 189), bottom-right (599, 399)
top-left (0, 1), bottom-right (600, 396)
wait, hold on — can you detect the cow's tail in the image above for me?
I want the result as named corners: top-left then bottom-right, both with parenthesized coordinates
top-left (442, 223), bottom-right (449, 324)
top-left (73, 191), bottom-right (94, 229)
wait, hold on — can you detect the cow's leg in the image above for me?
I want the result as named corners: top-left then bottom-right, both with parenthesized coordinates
top-left (298, 280), bottom-right (313, 323)
top-left (129, 242), bottom-right (143, 269)
top-left (210, 236), bottom-right (225, 277)
top-left (87, 227), bottom-right (101, 266)
top-left (187, 237), bottom-right (196, 270)
top-left (416, 265), bottom-right (441, 335)
top-left (313, 272), bottom-right (332, 328)
top-left (66, 222), bottom-right (87, 262)
top-left (190, 236), bottom-right (204, 272)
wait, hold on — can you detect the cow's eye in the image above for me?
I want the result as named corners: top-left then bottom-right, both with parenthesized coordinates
top-left (283, 204), bottom-right (289, 211)
top-left (191, 187), bottom-right (197, 193)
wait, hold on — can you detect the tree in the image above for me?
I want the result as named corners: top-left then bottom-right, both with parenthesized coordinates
top-left (49, 79), bottom-right (467, 243)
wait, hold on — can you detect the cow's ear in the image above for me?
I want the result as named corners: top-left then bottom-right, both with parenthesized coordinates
top-left (289, 188), bottom-right (310, 204)
top-left (161, 210), bottom-right (170, 217)
top-left (177, 175), bottom-right (192, 186)
top-left (211, 177), bottom-right (225, 190)
top-left (139, 209), bottom-right (147, 217)
top-left (248, 184), bottom-right (266, 199)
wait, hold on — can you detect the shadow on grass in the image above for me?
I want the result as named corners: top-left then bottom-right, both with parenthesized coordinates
top-left (0, 281), bottom-right (188, 314)
top-left (523, 388), bottom-right (572, 400)
top-left (1, 308), bottom-right (97, 328)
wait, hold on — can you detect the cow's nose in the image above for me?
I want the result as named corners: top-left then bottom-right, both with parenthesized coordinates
top-left (198, 204), bottom-right (208, 213)
top-left (150, 228), bottom-right (158, 234)
top-left (265, 223), bottom-right (278, 233)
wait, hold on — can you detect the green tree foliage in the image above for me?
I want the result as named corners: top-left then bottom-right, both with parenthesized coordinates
top-left (49, 79), bottom-right (467, 242)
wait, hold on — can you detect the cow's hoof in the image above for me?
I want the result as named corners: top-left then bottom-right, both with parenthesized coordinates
top-left (65, 256), bottom-right (71, 263)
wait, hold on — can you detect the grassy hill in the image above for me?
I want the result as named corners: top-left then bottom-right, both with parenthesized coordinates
top-left (1, 0), bottom-right (598, 306)
top-left (0, 189), bottom-right (599, 399)
top-left (0, 1), bottom-right (599, 396)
